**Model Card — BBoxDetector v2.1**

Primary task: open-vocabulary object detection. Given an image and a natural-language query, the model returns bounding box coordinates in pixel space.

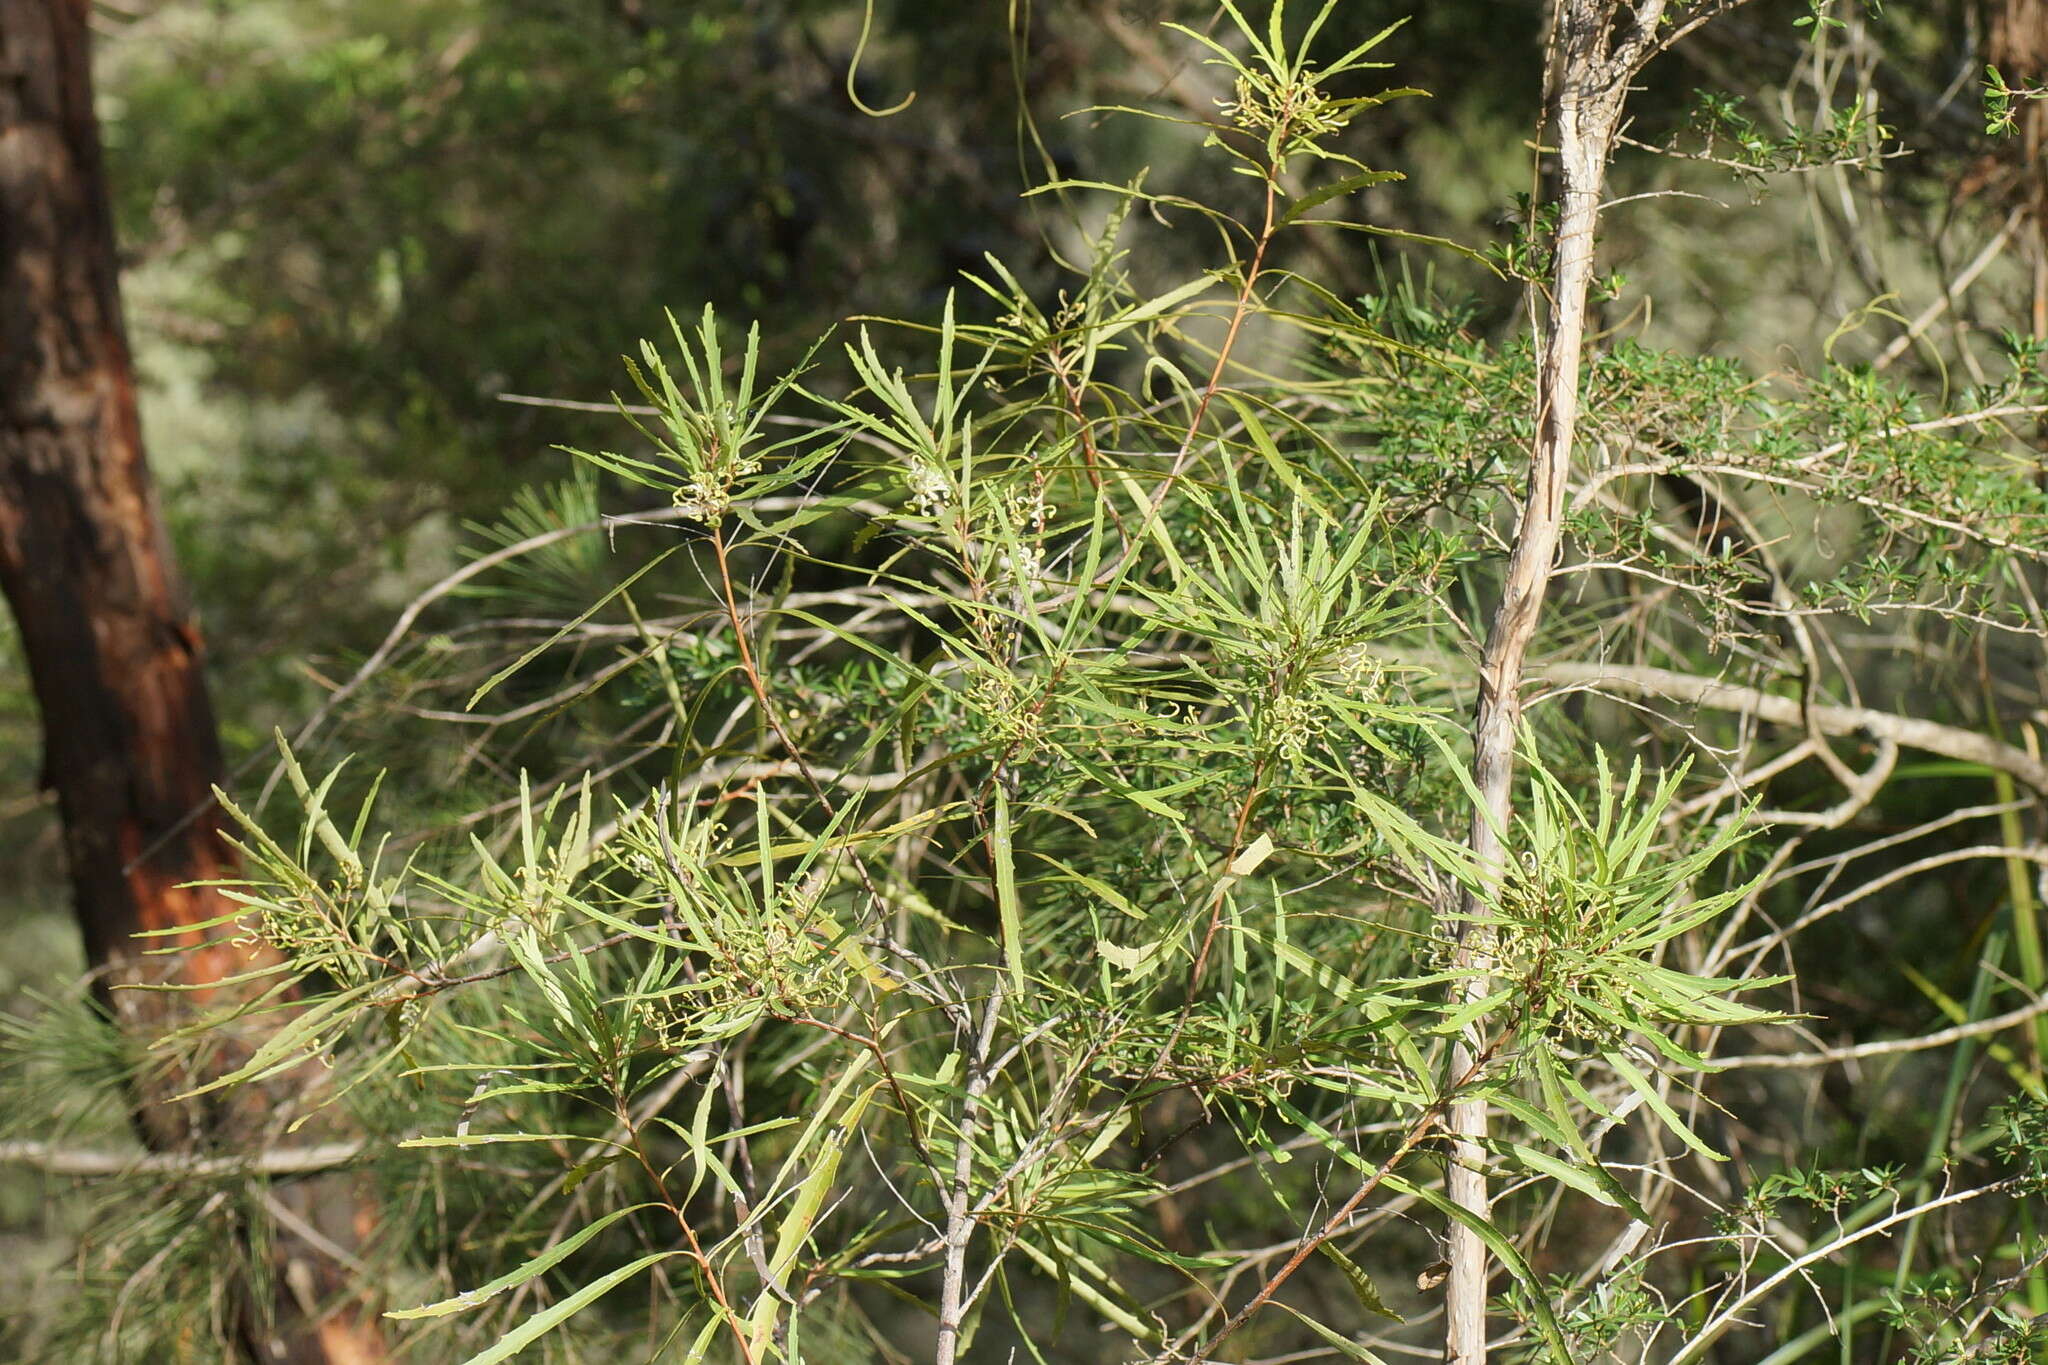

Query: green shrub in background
[10,2,2048,1361]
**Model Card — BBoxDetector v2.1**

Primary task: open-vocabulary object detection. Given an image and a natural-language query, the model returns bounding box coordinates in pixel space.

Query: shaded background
[1,0,2036,1351]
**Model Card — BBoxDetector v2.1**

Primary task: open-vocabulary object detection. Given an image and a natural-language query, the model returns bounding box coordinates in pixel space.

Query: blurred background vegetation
[3,0,2041,1355]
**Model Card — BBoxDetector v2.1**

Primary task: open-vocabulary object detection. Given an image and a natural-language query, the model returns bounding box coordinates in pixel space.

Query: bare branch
[934,986,1004,1365]
[0,1139,368,1177]
[1669,1180,2016,1365]
[1717,993,2048,1069]
[1532,660,2048,794]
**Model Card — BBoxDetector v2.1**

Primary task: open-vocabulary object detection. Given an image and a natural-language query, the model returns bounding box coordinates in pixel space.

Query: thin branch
[1733,845,2048,956]
[1532,660,2048,794]
[1716,992,2048,1069]
[934,986,1003,1365]
[1873,207,2025,369]
[1668,1180,2016,1365]
[0,1138,369,1177]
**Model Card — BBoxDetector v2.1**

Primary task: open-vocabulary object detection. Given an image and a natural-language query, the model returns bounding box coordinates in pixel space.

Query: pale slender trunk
[1446,4,1662,1359]
[933,987,1002,1365]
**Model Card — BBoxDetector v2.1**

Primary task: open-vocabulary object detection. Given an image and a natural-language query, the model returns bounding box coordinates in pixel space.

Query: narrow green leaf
[387,1203,662,1319]
[453,1250,680,1365]
[1604,1051,1725,1161]
[1279,169,1406,227]
[992,779,1026,992]
[1317,1242,1403,1321]
[1382,1172,1577,1364]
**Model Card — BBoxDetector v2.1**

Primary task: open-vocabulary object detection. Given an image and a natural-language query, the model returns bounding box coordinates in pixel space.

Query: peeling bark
[1447,4,1665,1360]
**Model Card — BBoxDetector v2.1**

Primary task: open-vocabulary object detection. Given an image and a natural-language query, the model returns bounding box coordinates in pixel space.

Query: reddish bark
[0,0,241,991]
[0,3,387,1360]
[1991,0,2048,98]
[1991,0,2048,336]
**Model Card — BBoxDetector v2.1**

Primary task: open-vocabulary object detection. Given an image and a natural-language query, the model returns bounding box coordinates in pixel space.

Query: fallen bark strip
[1531,660,2048,795]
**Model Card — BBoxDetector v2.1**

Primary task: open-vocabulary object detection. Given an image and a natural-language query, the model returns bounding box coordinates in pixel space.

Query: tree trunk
[0,3,387,1360]
[1990,0,2048,335]
[1449,4,1664,1360]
